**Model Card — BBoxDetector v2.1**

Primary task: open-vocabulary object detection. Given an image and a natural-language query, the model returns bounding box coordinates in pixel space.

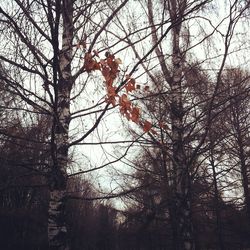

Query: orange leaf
[119,94,132,119]
[92,61,100,70]
[110,63,119,78]
[101,56,119,82]
[101,66,111,84]
[107,85,116,97]
[105,54,119,79]
[131,107,140,123]
[143,120,152,132]
[119,94,131,110]
[125,78,136,93]
[105,85,117,106]
[105,96,116,106]
[84,53,99,72]
[120,106,130,120]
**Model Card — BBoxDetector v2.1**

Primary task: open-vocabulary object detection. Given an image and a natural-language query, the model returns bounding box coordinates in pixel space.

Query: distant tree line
[1,82,250,249]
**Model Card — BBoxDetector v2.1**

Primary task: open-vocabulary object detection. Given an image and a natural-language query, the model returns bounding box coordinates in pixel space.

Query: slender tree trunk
[238,143,250,224]
[48,1,73,249]
[147,1,194,248]
[169,1,194,248]
[239,148,250,224]
[231,102,250,227]
[210,148,224,250]
[234,116,250,226]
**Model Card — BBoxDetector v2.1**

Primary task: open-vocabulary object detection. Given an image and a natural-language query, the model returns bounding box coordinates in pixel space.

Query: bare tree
[0,1,130,249]
[111,0,250,249]
[1,0,250,249]
[220,68,250,231]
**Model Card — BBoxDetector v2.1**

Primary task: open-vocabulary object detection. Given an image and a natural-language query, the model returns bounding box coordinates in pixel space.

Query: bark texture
[48,0,73,249]
[169,1,194,249]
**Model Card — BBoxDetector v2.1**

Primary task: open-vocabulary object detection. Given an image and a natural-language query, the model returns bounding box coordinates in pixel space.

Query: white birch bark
[169,1,195,249]
[48,0,73,249]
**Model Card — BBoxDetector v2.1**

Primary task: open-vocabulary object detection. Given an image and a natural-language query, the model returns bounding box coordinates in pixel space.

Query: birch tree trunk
[48,1,73,249]
[169,1,194,249]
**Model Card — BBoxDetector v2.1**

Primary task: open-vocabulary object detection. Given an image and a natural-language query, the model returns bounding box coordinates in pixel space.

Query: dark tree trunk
[210,148,225,250]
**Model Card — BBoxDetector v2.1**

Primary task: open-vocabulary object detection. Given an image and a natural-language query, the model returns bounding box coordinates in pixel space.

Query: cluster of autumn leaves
[83,50,154,133]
